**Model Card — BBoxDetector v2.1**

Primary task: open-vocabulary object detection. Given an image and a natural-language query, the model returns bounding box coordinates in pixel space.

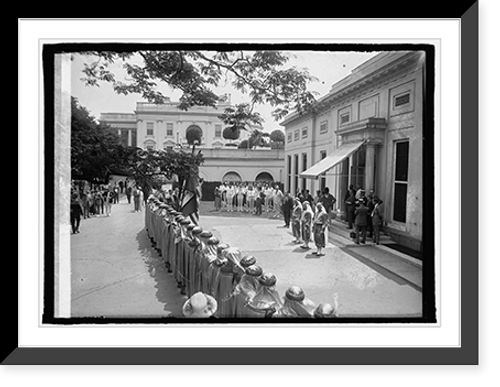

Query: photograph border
[8,8,477,365]
[41,41,436,327]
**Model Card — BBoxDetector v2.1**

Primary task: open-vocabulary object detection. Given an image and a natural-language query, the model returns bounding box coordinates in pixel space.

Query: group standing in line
[145,195,340,319]
[70,179,144,235]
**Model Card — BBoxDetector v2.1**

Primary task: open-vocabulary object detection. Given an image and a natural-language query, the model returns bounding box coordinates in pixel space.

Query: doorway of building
[255,171,274,182]
[222,171,242,182]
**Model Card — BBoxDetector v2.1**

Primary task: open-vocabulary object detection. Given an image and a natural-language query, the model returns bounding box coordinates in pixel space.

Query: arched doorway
[255,171,274,182]
[222,171,242,182]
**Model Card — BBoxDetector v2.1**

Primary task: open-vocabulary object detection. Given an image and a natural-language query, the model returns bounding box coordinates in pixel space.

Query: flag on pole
[181,173,201,225]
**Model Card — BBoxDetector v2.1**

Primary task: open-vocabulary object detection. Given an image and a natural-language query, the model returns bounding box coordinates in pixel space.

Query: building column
[365,142,377,192]
[128,129,132,146]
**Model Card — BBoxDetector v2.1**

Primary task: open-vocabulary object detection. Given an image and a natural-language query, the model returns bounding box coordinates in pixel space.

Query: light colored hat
[182,292,218,318]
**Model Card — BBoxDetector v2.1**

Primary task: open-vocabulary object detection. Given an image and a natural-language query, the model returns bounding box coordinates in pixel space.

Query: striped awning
[300,140,366,179]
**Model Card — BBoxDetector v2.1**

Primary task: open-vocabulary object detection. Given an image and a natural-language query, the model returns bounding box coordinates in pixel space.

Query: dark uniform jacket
[354,205,369,226]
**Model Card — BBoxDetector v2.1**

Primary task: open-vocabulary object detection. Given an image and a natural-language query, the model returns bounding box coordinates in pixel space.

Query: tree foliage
[270,129,285,143]
[237,139,250,149]
[222,126,241,140]
[185,125,203,145]
[71,97,205,205]
[124,146,204,207]
[79,49,319,125]
[71,97,124,183]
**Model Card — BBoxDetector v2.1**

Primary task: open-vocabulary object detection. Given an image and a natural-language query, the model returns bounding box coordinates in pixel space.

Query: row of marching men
[145,197,339,319]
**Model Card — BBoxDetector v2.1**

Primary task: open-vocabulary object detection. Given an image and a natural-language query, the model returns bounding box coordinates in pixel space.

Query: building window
[166,123,173,137]
[320,121,328,134]
[287,155,292,192]
[340,113,350,125]
[302,153,307,191]
[302,127,308,138]
[294,129,300,141]
[215,125,222,138]
[394,92,410,108]
[287,132,292,143]
[294,154,299,194]
[146,122,154,137]
[393,140,410,223]
[320,150,327,192]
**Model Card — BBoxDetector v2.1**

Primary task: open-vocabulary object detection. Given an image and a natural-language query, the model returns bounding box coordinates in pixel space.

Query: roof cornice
[280,51,423,127]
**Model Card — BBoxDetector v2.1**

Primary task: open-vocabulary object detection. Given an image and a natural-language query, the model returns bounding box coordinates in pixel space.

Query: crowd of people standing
[213,181,385,248]
[145,195,340,319]
[70,179,144,234]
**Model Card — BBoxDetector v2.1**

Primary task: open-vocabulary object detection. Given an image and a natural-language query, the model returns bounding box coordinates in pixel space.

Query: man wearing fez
[246,273,282,318]
[232,264,263,318]
[161,208,177,272]
[181,223,196,296]
[274,286,316,318]
[187,226,204,297]
[193,231,213,296]
[176,218,193,295]
[216,247,243,318]
[210,243,230,298]
[170,214,185,282]
[200,236,220,296]
[155,204,169,257]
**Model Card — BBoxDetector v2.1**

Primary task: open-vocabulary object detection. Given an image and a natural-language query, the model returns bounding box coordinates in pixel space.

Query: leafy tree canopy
[270,129,285,143]
[78,50,319,126]
[185,125,203,145]
[71,97,124,183]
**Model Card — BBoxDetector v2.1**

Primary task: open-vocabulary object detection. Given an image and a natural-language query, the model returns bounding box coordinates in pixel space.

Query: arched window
[143,139,156,150]
[255,171,274,182]
[222,171,242,182]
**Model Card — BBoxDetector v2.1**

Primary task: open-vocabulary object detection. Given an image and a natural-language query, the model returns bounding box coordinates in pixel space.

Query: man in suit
[354,200,369,244]
[282,192,294,228]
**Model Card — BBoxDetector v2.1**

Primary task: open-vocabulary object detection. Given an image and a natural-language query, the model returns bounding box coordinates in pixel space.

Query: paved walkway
[200,214,422,318]
[70,197,186,318]
[70,200,423,318]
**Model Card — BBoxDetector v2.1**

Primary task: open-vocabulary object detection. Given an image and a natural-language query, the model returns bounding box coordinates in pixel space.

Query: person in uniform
[273,186,283,215]
[177,218,193,294]
[200,236,220,295]
[234,255,257,285]
[300,201,314,250]
[170,214,184,281]
[246,273,282,318]
[313,203,328,256]
[216,247,243,318]
[371,196,384,245]
[226,183,235,212]
[354,200,369,245]
[209,242,230,298]
[193,230,213,294]
[291,199,303,244]
[314,292,340,318]
[186,226,204,296]
[274,286,316,318]
[232,264,263,318]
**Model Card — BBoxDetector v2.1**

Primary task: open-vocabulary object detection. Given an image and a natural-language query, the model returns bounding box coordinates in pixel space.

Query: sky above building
[70,49,379,133]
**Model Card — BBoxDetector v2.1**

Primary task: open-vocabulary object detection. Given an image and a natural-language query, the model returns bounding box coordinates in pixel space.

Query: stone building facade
[281,51,427,250]
[100,100,284,186]
[100,98,252,150]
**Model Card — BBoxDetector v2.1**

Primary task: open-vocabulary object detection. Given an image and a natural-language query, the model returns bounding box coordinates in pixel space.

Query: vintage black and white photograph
[45,42,436,323]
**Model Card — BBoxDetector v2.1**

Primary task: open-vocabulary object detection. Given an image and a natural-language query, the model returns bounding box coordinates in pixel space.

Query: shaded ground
[70,199,423,318]
[70,197,186,318]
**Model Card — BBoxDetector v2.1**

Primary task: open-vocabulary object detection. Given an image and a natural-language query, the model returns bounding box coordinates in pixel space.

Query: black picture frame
[8,6,479,366]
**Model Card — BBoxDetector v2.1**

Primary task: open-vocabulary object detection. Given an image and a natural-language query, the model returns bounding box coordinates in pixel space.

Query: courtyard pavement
[70,199,423,319]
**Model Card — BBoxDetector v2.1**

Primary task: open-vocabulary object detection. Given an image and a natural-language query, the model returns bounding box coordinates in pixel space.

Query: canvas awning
[300,140,366,179]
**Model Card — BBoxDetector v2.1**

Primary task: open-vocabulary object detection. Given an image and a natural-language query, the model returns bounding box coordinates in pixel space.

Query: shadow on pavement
[340,246,420,291]
[135,228,186,317]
